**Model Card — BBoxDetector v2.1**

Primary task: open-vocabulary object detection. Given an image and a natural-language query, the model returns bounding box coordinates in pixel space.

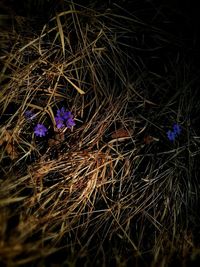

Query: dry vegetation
[0,1,200,266]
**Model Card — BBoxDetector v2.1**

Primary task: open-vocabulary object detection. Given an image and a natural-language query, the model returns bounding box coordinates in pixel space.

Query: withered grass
[0,2,200,266]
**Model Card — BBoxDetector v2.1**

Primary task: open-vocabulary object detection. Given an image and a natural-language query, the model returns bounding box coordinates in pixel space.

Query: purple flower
[25,110,35,120]
[167,130,176,142]
[55,116,64,129]
[63,111,73,120]
[56,107,71,120]
[66,117,76,128]
[173,123,181,135]
[34,123,48,137]
[55,107,75,129]
[167,122,182,142]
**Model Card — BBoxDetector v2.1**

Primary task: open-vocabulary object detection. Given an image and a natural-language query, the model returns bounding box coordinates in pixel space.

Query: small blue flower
[25,110,35,120]
[56,107,71,120]
[63,111,72,120]
[34,123,48,137]
[55,107,75,129]
[167,130,176,142]
[173,123,181,135]
[167,122,182,142]
[66,117,76,128]
[55,116,65,129]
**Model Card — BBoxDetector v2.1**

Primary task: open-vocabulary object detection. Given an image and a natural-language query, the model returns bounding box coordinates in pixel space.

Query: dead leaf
[111,128,133,139]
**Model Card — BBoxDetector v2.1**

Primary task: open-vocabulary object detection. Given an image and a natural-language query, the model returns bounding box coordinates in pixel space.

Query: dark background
[1,0,199,46]
[0,0,199,41]
[1,0,200,69]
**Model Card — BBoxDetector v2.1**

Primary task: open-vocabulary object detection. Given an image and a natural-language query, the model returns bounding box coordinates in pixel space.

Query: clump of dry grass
[1,1,200,266]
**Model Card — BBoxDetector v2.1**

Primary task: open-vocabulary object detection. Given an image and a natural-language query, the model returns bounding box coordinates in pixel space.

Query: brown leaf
[143,135,159,144]
[111,128,133,139]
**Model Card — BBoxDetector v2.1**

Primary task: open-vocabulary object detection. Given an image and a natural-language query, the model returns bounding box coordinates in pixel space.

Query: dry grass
[0,1,200,266]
